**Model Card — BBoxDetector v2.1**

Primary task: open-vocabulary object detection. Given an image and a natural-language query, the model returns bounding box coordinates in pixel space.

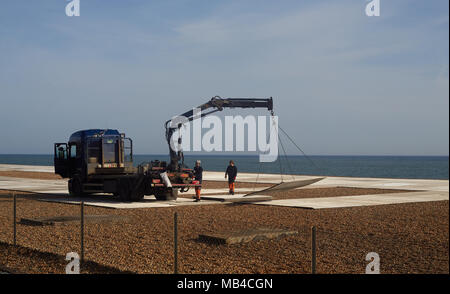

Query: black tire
[131,193,145,201]
[68,176,84,197]
[118,179,132,202]
[154,192,165,201]
[130,177,145,201]
[130,188,145,201]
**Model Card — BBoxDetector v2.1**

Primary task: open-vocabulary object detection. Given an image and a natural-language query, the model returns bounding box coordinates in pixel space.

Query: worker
[193,160,203,202]
[225,160,237,195]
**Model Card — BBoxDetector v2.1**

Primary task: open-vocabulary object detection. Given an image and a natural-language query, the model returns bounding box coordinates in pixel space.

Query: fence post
[311,226,316,274]
[80,201,84,263]
[174,212,178,274]
[13,193,16,246]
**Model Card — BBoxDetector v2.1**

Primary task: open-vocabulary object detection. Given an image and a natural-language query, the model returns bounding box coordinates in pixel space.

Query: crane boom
[165,96,274,170]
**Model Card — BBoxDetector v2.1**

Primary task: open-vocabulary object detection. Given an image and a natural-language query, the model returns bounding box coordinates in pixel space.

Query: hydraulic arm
[165,96,274,170]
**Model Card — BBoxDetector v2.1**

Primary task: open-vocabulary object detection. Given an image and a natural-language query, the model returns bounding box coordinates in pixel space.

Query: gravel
[0,188,447,274]
[0,242,130,274]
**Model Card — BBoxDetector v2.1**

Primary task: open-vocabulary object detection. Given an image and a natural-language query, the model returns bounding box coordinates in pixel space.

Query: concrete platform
[0,164,54,173]
[253,191,449,209]
[1,164,448,191]
[198,228,298,244]
[183,187,271,195]
[0,164,448,210]
[2,164,447,191]
[0,176,268,196]
[202,171,448,192]
[0,176,68,194]
[37,195,225,209]
[36,194,273,209]
[200,194,272,203]
[311,177,449,192]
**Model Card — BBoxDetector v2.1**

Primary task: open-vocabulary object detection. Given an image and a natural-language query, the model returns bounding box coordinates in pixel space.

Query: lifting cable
[253,112,288,189]
[253,112,324,190]
[253,112,278,191]
[271,115,285,183]
[278,124,323,174]
[277,132,296,182]
[252,159,263,192]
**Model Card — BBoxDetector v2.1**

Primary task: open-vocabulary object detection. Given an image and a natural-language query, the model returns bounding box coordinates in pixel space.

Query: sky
[0,0,448,155]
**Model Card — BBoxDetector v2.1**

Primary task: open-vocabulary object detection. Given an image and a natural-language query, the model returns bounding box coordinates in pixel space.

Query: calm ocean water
[0,154,448,180]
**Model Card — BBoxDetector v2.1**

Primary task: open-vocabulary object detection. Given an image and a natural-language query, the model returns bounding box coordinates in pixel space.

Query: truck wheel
[69,176,84,197]
[130,189,145,201]
[129,177,145,201]
[154,192,165,201]
[118,179,131,202]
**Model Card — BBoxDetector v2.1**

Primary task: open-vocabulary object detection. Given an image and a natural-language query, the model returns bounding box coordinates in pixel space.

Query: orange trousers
[228,182,235,192]
[195,187,201,199]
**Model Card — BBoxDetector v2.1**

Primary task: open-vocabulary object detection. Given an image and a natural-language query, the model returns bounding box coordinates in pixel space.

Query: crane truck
[54,96,274,201]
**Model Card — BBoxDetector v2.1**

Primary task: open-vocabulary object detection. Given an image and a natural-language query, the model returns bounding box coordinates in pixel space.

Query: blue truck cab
[54,129,197,201]
[54,129,135,195]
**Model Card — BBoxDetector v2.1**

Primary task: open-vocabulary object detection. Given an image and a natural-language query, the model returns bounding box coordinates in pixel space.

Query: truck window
[70,144,77,158]
[124,138,132,163]
[103,138,118,163]
[87,138,100,163]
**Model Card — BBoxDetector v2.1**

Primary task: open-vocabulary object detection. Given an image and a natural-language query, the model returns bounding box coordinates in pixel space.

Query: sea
[0,154,448,180]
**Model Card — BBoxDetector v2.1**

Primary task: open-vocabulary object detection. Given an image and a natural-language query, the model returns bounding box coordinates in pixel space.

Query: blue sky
[0,0,448,155]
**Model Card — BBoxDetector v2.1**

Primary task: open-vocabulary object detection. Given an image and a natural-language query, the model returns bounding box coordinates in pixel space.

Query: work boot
[231,190,234,195]
[194,198,200,202]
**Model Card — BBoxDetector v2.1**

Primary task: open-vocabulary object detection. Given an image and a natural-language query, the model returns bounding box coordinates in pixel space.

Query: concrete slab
[0,175,269,197]
[0,176,67,194]
[0,164,54,173]
[309,177,449,192]
[37,195,224,209]
[0,164,448,210]
[198,228,298,244]
[0,175,269,209]
[202,171,449,192]
[201,194,272,203]
[183,187,271,195]
[1,164,447,192]
[245,178,324,196]
[36,194,273,209]
[253,191,449,209]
